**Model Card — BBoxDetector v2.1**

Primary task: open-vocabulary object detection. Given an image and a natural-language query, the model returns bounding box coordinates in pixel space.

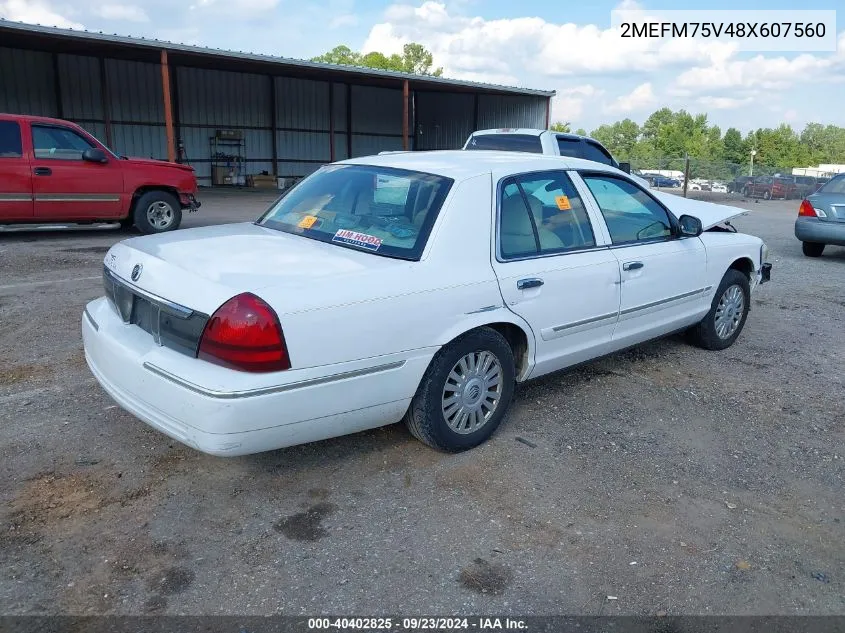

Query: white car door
[576,172,708,348]
[491,169,621,379]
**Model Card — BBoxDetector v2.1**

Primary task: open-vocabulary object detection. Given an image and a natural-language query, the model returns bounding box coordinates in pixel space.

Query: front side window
[258,164,453,260]
[499,170,596,259]
[32,125,94,160]
[466,134,543,153]
[581,174,673,244]
[0,121,22,158]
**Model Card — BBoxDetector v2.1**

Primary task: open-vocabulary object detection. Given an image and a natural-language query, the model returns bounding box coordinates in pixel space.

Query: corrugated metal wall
[414,91,474,150]
[0,44,550,185]
[0,48,57,115]
[477,94,546,129]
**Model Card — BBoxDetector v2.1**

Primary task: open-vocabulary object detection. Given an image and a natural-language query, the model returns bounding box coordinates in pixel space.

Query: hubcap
[146,200,174,229]
[441,351,502,434]
[714,284,745,339]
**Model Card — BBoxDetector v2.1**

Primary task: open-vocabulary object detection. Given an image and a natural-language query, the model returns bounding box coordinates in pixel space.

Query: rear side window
[820,174,845,194]
[32,125,94,160]
[583,141,615,166]
[499,170,596,259]
[466,134,543,153]
[0,121,22,158]
[556,137,615,166]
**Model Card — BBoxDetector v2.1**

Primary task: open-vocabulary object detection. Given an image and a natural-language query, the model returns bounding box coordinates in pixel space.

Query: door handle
[33,167,52,176]
[517,278,544,290]
[623,261,644,271]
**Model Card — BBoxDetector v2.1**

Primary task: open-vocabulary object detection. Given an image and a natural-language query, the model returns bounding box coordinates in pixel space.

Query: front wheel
[133,191,182,235]
[688,269,750,351]
[404,328,516,452]
[802,242,825,257]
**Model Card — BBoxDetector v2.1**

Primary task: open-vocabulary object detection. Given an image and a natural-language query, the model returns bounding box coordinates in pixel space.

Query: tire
[133,190,182,235]
[763,190,771,200]
[118,215,136,231]
[404,327,516,452]
[688,269,751,351]
[802,242,825,257]
[742,187,750,197]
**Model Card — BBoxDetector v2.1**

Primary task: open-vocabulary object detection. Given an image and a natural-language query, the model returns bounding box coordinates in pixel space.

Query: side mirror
[678,214,703,237]
[82,148,108,164]
[618,161,631,174]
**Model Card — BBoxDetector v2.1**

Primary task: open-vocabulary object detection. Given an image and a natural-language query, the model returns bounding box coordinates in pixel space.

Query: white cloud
[603,82,655,115]
[0,0,83,28]
[696,96,754,110]
[190,0,280,15]
[362,1,734,87]
[329,13,358,29]
[93,4,148,22]
[551,85,602,122]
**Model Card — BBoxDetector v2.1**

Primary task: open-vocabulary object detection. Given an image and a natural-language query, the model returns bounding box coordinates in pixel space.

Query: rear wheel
[404,327,515,452]
[802,242,825,257]
[688,269,750,351]
[133,191,182,235]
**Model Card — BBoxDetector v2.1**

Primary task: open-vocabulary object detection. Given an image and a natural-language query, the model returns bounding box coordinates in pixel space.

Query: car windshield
[258,164,453,260]
[466,134,543,153]
[819,175,845,194]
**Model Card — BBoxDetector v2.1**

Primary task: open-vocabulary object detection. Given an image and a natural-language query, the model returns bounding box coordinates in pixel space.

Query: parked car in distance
[795,173,845,257]
[83,150,771,457]
[728,175,754,193]
[0,114,199,233]
[792,175,820,199]
[462,128,651,188]
[711,183,728,193]
[642,173,680,188]
[743,176,797,200]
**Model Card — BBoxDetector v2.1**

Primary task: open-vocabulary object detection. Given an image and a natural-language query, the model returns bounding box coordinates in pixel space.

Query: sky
[1,0,843,134]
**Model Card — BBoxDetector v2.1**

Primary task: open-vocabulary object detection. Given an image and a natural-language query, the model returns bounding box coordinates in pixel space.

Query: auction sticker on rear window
[332,229,382,251]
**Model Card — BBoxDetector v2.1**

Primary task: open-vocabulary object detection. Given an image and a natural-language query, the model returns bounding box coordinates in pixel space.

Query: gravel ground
[0,190,842,616]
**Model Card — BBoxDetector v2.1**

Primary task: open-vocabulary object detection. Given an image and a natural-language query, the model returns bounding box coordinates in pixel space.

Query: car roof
[340,149,623,181]
[0,113,75,125]
[470,128,599,143]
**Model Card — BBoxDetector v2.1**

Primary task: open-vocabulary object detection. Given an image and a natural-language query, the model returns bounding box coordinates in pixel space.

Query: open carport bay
[0,194,843,615]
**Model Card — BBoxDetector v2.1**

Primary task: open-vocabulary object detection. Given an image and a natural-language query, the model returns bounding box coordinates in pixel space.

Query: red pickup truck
[0,114,199,233]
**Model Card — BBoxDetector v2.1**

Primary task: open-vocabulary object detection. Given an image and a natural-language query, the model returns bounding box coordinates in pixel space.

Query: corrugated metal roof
[0,20,556,98]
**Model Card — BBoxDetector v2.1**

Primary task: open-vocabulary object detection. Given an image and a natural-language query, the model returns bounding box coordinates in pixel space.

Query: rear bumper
[795,217,845,246]
[82,297,430,456]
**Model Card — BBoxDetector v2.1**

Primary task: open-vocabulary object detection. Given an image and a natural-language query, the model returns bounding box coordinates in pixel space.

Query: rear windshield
[466,134,543,153]
[258,164,453,260]
[819,174,845,194]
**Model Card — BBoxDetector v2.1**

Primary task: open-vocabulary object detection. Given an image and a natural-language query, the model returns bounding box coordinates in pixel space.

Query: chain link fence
[629,157,805,202]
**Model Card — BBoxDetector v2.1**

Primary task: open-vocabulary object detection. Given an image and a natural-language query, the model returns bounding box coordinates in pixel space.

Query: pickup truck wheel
[133,191,182,234]
[802,242,825,257]
[763,190,771,200]
[688,269,750,351]
[404,327,515,452]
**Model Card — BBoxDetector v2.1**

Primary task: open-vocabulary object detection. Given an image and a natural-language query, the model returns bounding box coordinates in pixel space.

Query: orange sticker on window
[555,195,572,211]
[298,215,318,229]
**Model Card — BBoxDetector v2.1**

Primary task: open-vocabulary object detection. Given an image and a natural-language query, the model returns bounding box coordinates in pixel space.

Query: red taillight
[198,293,290,372]
[798,199,817,217]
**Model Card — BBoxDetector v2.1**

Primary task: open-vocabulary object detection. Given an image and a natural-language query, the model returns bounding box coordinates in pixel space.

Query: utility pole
[750,149,757,177]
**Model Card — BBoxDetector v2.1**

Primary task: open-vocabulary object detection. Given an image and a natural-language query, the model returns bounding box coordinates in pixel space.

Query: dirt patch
[147,566,195,595]
[459,558,512,595]
[0,363,51,385]
[273,502,338,542]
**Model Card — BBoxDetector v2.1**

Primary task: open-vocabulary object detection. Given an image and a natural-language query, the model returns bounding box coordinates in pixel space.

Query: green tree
[722,127,747,165]
[574,127,587,136]
[590,119,640,160]
[311,42,443,76]
[550,121,571,132]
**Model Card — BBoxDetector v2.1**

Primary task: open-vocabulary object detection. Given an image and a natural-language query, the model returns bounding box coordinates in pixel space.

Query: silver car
[795,174,845,257]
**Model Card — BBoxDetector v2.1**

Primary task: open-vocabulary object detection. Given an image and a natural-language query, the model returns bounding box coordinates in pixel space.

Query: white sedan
[82,151,772,456]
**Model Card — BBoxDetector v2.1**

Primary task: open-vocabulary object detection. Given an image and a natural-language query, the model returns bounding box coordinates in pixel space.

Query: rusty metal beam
[402,79,410,151]
[160,49,176,163]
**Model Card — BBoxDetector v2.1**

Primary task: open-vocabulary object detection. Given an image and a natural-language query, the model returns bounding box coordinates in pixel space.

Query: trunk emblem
[131,264,143,282]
